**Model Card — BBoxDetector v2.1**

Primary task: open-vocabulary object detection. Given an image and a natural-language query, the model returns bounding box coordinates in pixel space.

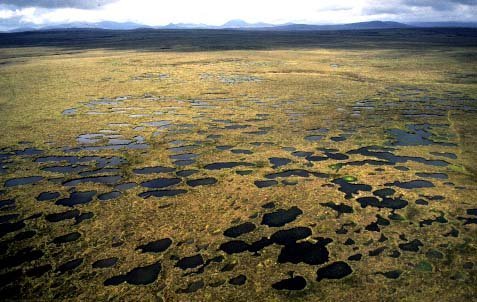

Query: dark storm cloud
[1,0,119,9]
[364,6,412,15]
[0,16,23,29]
[403,0,477,11]
[364,0,477,15]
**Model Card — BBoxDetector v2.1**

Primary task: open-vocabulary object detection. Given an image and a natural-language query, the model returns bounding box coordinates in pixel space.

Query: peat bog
[0,28,476,301]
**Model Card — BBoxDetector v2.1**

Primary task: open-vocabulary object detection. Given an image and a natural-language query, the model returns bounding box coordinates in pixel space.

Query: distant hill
[43,21,149,30]
[5,21,149,32]
[159,20,410,30]
[163,23,210,29]
[409,22,477,28]
[3,19,477,33]
[267,21,411,31]
[220,19,275,28]
[162,20,276,29]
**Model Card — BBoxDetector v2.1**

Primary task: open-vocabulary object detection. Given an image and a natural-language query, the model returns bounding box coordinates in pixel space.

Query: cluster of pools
[1,85,476,299]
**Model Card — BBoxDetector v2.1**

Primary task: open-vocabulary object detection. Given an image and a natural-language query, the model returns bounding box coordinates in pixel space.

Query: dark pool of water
[268,157,291,169]
[332,178,372,199]
[4,176,44,187]
[320,202,353,215]
[141,178,181,189]
[254,180,278,188]
[415,172,448,180]
[261,206,303,227]
[45,209,80,222]
[36,192,61,201]
[176,170,199,177]
[92,257,118,269]
[63,175,122,187]
[229,274,247,285]
[278,238,332,265]
[56,191,96,207]
[56,258,83,274]
[223,222,256,238]
[204,162,254,170]
[386,180,435,189]
[136,238,172,253]
[186,177,217,187]
[139,189,187,199]
[175,254,204,270]
[357,196,408,210]
[98,191,122,201]
[270,227,312,245]
[399,239,423,252]
[133,166,175,174]
[316,261,352,281]
[52,232,81,244]
[272,275,307,290]
[104,261,162,286]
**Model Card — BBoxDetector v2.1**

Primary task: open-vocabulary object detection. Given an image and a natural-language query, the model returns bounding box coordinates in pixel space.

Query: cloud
[0,0,477,31]
[364,0,477,15]
[1,0,119,9]
[317,3,355,12]
[0,8,38,31]
[0,16,24,31]
[362,1,412,15]
[402,0,477,11]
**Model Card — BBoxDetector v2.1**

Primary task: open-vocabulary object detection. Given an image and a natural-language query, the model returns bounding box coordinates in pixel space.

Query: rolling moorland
[0,28,476,301]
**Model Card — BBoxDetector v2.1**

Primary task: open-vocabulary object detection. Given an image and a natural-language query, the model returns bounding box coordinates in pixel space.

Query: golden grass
[0,43,476,301]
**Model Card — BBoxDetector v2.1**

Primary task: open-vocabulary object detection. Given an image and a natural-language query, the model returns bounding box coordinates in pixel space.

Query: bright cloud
[0,0,476,30]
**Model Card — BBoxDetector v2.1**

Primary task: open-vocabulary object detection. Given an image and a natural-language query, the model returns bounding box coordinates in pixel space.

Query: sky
[1,0,476,30]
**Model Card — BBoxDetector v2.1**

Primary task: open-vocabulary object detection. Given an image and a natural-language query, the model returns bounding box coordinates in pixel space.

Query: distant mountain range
[260,21,411,31]
[4,20,477,33]
[408,22,477,28]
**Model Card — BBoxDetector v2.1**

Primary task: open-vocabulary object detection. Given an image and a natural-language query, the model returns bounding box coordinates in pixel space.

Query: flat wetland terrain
[0,28,476,301]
